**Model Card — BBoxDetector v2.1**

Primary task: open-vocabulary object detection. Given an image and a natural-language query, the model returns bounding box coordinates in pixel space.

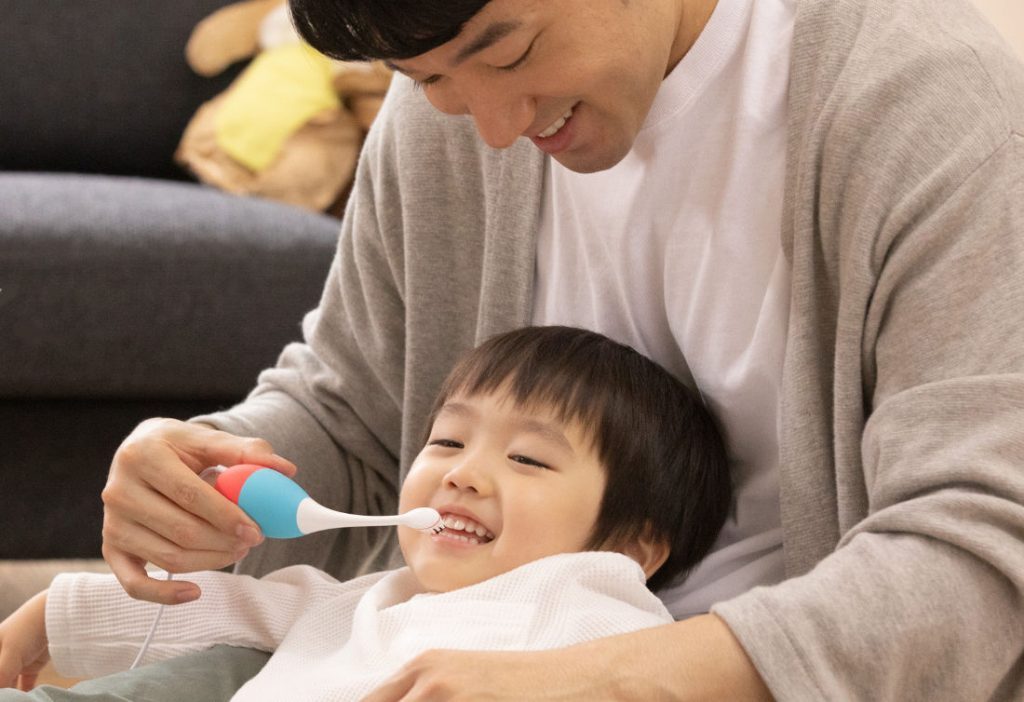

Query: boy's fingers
[0,646,26,690]
[18,672,38,691]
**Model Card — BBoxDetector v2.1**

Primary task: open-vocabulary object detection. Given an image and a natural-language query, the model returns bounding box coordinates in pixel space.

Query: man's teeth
[537,107,574,139]
[441,514,494,540]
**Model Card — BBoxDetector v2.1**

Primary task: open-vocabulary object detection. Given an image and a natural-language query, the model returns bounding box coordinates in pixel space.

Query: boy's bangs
[290,0,492,61]
[433,330,627,452]
[451,356,612,440]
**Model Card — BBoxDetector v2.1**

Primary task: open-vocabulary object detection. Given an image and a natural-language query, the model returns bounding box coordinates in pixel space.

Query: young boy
[0,326,730,700]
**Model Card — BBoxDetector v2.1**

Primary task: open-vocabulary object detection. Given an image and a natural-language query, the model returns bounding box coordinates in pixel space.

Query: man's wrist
[571,613,772,701]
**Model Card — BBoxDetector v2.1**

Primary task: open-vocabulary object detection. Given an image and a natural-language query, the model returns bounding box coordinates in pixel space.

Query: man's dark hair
[289,0,491,60]
[424,326,731,591]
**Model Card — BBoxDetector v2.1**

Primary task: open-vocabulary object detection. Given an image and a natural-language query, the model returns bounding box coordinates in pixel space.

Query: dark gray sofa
[0,1,343,559]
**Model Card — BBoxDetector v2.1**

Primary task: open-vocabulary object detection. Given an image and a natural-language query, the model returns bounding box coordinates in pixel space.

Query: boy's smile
[397,388,607,592]
[435,508,496,545]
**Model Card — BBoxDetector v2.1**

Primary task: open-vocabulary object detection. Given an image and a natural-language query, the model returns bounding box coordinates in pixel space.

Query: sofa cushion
[0,173,341,398]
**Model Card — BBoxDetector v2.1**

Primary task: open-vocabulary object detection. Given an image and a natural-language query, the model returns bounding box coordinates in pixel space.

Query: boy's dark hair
[424,326,731,591]
[289,0,491,61]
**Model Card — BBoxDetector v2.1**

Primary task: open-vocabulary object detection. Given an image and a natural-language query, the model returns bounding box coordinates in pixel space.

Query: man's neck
[667,0,720,74]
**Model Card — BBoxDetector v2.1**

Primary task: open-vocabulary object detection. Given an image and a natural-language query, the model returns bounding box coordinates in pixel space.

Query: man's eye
[429,439,463,449]
[411,74,442,91]
[497,37,537,73]
[510,454,549,469]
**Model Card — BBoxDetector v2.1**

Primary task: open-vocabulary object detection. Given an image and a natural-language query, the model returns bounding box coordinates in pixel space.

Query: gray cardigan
[198,0,1024,697]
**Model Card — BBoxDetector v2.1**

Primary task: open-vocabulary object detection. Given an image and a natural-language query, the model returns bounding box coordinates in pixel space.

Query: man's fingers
[101,419,290,604]
[362,670,416,702]
[106,516,246,576]
[109,451,262,550]
[115,481,249,554]
[151,471,263,546]
[103,545,201,605]
[142,426,292,542]
[180,428,297,479]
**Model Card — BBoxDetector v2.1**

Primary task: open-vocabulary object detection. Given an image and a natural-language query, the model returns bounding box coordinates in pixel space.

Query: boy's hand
[102,418,297,604]
[0,590,50,691]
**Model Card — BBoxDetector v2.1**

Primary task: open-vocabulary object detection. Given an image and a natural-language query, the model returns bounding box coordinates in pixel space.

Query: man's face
[397,389,607,592]
[386,0,690,173]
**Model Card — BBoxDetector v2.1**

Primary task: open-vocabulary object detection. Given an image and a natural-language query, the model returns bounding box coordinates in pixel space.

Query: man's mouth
[438,513,495,544]
[535,106,575,139]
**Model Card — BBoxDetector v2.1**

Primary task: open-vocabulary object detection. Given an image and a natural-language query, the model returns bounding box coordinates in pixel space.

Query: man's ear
[619,531,670,579]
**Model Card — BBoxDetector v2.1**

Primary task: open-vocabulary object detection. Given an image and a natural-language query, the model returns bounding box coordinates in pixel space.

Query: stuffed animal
[176,0,391,215]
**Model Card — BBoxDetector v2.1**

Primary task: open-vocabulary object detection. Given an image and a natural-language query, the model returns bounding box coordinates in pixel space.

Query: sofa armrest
[0,173,340,399]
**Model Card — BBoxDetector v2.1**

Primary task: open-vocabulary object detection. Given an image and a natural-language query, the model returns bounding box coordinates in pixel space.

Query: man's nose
[469,93,535,149]
[428,79,535,149]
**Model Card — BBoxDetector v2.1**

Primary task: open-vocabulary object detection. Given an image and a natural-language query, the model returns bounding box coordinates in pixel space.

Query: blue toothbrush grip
[237,469,309,539]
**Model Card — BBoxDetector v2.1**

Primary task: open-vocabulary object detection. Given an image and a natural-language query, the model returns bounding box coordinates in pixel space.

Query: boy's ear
[619,531,670,579]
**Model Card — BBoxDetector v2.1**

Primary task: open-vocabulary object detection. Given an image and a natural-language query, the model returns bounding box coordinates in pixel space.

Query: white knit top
[46,552,672,701]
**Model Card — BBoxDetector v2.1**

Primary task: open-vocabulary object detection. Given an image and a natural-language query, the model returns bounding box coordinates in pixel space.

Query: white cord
[130,467,222,669]
[129,573,173,670]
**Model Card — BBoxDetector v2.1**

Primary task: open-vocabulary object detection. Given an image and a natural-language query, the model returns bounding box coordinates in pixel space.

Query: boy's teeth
[538,107,574,138]
[441,514,494,539]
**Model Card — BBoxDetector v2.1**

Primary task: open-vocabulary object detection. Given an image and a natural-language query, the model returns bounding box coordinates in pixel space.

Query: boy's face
[398,389,607,592]
[386,0,698,173]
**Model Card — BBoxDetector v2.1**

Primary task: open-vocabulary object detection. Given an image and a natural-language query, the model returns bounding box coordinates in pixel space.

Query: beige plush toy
[176,0,392,214]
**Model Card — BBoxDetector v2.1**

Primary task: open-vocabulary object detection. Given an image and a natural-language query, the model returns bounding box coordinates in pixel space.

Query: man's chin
[550,142,631,174]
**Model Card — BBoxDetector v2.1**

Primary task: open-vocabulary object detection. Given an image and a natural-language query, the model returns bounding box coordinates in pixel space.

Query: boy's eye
[429,439,463,449]
[510,454,549,470]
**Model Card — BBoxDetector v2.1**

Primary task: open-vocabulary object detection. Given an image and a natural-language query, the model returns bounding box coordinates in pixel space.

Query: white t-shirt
[532,0,796,618]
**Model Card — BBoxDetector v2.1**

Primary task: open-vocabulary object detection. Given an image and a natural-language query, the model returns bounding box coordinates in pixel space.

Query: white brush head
[401,507,445,534]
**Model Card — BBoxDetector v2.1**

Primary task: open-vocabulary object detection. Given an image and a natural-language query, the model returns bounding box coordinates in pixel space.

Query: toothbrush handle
[296,499,406,535]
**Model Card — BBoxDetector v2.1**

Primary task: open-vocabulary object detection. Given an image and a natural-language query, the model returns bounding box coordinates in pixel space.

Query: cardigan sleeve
[188,80,418,582]
[45,566,377,679]
[713,129,1024,700]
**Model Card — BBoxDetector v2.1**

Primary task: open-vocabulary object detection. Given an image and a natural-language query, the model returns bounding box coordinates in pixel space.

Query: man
[90,0,1024,699]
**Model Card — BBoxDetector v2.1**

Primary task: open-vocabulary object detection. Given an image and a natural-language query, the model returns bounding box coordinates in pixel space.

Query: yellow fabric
[216,44,340,172]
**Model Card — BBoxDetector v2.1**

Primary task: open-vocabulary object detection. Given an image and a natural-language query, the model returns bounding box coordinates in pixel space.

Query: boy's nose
[442,457,492,494]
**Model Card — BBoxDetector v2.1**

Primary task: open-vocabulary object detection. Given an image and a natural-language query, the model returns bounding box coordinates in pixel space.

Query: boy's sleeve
[45,565,362,679]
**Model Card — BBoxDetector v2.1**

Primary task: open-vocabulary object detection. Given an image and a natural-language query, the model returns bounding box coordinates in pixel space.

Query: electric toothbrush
[130,464,443,670]
[203,464,445,537]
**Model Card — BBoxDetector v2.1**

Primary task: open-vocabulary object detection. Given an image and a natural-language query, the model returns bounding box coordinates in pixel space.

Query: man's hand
[363,615,773,701]
[363,648,588,702]
[0,591,50,691]
[102,418,297,605]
